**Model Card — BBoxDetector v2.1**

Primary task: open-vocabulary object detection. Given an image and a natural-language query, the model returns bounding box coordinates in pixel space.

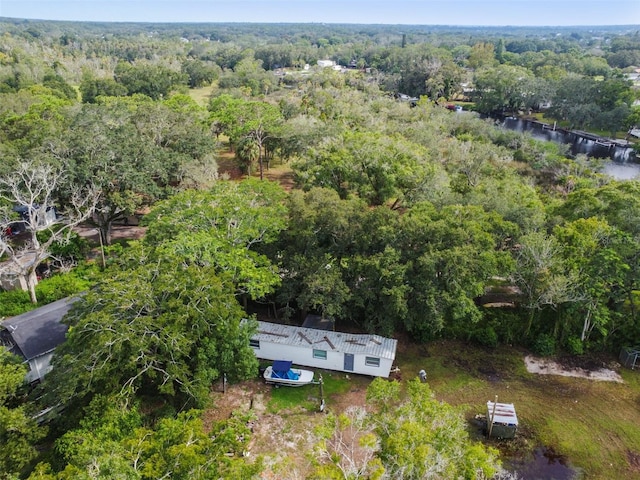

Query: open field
[209,340,640,479]
[401,341,640,479]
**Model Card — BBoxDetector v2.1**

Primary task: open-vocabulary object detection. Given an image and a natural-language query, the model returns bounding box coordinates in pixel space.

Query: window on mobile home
[313,349,327,360]
[365,356,380,367]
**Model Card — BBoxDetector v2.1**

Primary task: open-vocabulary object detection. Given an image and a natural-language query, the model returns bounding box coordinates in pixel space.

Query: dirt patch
[205,378,321,479]
[204,373,371,479]
[627,450,640,472]
[329,384,368,414]
[262,166,296,191]
[217,146,296,191]
[217,149,244,181]
[76,224,147,243]
[203,378,270,429]
[524,355,623,382]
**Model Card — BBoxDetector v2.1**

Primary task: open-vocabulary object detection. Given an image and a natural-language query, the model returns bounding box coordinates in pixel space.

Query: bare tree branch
[0,160,99,303]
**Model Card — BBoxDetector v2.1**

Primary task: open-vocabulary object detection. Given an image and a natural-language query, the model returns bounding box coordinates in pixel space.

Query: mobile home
[250,321,398,377]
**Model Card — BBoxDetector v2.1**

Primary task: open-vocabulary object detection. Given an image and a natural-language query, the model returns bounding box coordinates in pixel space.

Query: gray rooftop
[1,296,79,360]
[254,321,397,360]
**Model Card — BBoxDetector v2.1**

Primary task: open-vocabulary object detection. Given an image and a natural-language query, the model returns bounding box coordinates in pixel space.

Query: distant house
[0,296,79,382]
[0,252,38,292]
[13,204,58,229]
[317,59,336,68]
[250,320,398,377]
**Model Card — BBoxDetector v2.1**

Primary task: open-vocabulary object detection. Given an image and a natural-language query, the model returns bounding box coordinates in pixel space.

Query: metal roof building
[487,401,518,439]
[251,321,398,377]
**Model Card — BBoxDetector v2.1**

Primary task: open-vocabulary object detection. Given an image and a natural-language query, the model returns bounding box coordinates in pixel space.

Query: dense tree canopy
[44,254,258,410]
[0,349,45,478]
[1,19,640,479]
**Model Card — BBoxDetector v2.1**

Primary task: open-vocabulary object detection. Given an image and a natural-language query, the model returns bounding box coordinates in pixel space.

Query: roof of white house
[254,321,397,360]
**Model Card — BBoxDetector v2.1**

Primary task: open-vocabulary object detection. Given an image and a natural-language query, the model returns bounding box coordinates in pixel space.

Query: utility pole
[488,395,498,438]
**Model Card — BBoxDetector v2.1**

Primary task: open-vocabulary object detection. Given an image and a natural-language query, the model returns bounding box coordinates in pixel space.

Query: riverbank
[522,117,636,151]
[497,114,639,163]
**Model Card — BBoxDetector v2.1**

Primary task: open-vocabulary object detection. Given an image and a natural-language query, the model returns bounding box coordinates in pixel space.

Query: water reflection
[496,116,640,180]
[602,162,640,180]
[499,117,636,163]
[507,447,577,480]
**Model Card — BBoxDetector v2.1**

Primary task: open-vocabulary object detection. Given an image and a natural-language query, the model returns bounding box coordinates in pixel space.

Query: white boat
[263,360,315,387]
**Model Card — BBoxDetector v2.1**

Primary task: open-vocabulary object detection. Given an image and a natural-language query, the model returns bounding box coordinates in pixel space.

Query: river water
[497,116,640,180]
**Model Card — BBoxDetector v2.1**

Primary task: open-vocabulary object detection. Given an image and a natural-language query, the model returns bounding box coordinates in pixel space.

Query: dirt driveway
[75,224,147,243]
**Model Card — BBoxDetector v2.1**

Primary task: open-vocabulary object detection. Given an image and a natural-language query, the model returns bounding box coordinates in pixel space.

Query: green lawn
[395,340,640,479]
[187,86,214,106]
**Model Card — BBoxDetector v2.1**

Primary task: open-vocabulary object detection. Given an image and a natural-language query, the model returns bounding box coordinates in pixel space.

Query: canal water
[497,116,640,180]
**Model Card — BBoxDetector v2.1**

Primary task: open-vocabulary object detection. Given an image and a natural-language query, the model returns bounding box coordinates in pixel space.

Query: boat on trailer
[263,360,315,387]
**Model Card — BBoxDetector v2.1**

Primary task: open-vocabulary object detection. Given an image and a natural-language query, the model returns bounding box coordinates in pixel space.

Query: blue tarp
[271,360,300,380]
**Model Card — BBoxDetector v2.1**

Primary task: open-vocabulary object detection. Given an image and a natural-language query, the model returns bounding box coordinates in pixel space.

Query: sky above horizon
[1,0,639,26]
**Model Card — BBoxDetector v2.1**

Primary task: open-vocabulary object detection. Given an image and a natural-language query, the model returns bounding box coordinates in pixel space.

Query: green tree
[554,217,629,344]
[0,87,71,158]
[473,65,544,114]
[114,62,187,100]
[56,97,216,245]
[44,255,258,410]
[181,59,220,88]
[0,348,45,479]
[345,247,409,336]
[236,136,260,175]
[42,72,76,100]
[512,231,578,338]
[143,179,288,301]
[30,397,261,479]
[209,95,284,179]
[78,72,128,103]
[467,42,497,70]
[295,131,436,208]
[367,378,500,479]
[399,203,515,340]
[274,188,378,323]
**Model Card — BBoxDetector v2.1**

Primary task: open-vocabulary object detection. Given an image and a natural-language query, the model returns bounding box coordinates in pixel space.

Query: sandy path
[524,355,623,382]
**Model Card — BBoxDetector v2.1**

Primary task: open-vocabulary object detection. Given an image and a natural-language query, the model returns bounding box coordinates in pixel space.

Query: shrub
[533,333,556,357]
[474,326,498,348]
[39,230,90,262]
[35,271,93,304]
[0,264,99,316]
[0,289,33,317]
[565,336,584,355]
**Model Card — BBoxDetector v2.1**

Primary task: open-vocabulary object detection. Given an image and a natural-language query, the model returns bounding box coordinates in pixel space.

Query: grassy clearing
[213,342,640,478]
[395,341,640,479]
[266,369,357,413]
[187,86,214,106]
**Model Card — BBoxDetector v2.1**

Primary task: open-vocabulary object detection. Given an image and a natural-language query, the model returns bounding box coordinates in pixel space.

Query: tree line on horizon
[0,20,640,478]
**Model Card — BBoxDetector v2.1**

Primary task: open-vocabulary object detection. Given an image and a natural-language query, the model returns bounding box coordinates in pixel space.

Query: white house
[317,59,336,68]
[0,296,79,382]
[250,321,398,377]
